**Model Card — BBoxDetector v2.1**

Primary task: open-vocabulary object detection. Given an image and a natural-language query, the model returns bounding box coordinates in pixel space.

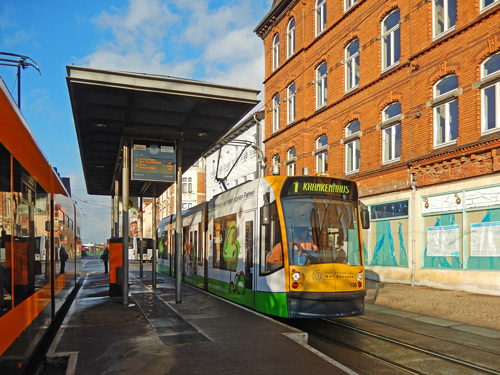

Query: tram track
[284,316,500,375]
[323,319,500,375]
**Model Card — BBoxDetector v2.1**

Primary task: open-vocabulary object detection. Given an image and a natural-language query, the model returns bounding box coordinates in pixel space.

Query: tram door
[242,211,255,309]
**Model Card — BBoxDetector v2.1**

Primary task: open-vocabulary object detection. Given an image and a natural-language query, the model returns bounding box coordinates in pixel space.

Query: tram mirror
[45,220,51,232]
[262,205,270,226]
[360,209,370,229]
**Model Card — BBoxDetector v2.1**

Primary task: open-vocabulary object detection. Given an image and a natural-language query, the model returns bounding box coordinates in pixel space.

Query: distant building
[205,111,265,201]
[255,0,500,294]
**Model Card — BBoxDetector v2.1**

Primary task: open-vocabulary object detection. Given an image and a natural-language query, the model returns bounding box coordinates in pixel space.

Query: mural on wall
[364,200,409,267]
[370,221,408,266]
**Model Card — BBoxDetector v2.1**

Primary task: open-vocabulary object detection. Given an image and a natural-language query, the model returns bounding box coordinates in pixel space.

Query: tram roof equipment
[66,66,260,198]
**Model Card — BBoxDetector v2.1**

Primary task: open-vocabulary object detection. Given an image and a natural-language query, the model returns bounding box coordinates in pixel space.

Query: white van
[128,237,155,261]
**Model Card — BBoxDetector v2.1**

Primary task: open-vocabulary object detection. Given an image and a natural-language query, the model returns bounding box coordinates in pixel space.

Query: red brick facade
[256,0,500,196]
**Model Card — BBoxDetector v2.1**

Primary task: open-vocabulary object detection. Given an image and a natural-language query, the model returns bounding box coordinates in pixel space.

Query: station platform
[44,259,500,374]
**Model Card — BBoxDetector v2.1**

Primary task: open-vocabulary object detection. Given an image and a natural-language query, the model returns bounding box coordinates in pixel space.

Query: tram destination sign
[131,139,175,182]
[283,177,358,201]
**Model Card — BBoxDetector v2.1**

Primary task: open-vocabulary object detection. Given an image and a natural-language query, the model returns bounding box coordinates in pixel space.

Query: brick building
[255,0,500,294]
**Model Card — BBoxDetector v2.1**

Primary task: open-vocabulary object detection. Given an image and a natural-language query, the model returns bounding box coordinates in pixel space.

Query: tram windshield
[281,196,362,266]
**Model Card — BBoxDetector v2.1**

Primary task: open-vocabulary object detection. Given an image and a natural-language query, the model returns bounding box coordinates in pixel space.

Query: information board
[131,140,175,182]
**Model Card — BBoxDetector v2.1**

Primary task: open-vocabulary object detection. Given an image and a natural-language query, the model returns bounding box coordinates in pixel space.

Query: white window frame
[380,102,402,164]
[272,93,280,133]
[287,147,296,176]
[287,82,296,124]
[344,121,360,174]
[287,18,295,58]
[345,0,358,12]
[481,0,500,12]
[316,0,327,36]
[315,135,328,174]
[480,53,500,134]
[345,39,359,92]
[316,62,327,109]
[432,0,456,39]
[381,9,400,71]
[272,33,280,71]
[433,75,459,148]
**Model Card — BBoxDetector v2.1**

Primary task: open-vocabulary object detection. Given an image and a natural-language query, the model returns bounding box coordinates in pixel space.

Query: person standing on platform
[101,246,109,274]
[59,246,68,274]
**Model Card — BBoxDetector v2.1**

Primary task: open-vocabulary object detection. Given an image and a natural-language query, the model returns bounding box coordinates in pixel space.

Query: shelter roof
[66,66,259,198]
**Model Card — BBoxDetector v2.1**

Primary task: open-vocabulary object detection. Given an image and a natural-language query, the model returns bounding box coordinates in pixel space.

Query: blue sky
[0,0,270,243]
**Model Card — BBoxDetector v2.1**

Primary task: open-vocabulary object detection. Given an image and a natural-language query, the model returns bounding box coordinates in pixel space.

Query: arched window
[381,102,401,163]
[287,147,296,176]
[287,18,295,58]
[316,135,328,174]
[481,52,500,134]
[345,39,359,92]
[272,33,280,71]
[345,121,360,174]
[316,0,327,36]
[287,82,296,124]
[382,9,400,71]
[316,62,327,108]
[433,75,459,147]
[272,93,280,133]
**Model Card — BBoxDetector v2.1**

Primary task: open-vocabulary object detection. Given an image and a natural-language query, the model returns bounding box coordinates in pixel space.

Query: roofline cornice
[254,0,297,39]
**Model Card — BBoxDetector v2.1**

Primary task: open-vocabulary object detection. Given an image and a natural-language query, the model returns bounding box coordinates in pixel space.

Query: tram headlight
[356,272,363,281]
[292,272,301,281]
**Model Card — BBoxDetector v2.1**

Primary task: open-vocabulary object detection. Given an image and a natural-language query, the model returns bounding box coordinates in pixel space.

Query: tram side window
[261,201,282,274]
[213,214,239,271]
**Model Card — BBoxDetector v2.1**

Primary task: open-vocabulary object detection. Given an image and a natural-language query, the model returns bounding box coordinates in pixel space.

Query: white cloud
[81,0,266,91]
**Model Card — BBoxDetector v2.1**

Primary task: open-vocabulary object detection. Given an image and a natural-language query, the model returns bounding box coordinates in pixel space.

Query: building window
[182,177,192,193]
[433,0,456,38]
[316,62,327,108]
[382,102,402,164]
[433,74,459,148]
[481,0,500,11]
[316,135,328,174]
[382,9,400,71]
[211,160,216,177]
[345,39,359,92]
[272,94,280,133]
[287,82,296,124]
[316,0,326,36]
[287,18,295,58]
[481,52,500,134]
[287,147,296,176]
[345,121,360,174]
[273,33,280,71]
[345,0,357,12]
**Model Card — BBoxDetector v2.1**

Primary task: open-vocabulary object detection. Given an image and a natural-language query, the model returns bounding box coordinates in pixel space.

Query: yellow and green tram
[158,175,369,318]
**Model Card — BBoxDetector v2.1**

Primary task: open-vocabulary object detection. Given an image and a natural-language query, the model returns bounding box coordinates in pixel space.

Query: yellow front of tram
[277,176,369,318]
